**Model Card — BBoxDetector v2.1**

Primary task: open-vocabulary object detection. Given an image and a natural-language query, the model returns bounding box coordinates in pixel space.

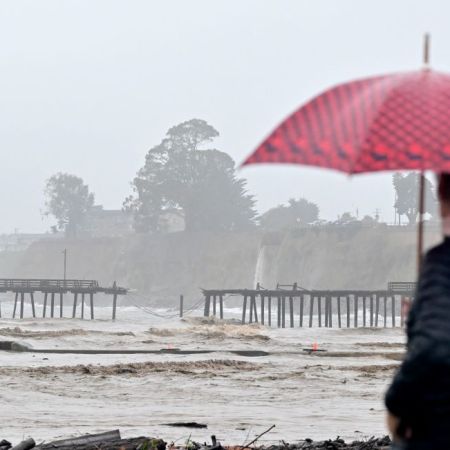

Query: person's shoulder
[424,238,450,266]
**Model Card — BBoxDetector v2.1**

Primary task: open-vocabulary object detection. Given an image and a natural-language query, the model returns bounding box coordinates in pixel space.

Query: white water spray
[253,246,267,289]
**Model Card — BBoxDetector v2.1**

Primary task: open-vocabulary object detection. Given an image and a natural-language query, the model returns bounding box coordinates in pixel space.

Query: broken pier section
[202,282,415,328]
[0,279,127,320]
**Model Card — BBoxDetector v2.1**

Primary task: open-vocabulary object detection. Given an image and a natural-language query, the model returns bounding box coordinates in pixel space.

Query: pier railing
[0,278,127,320]
[0,279,99,291]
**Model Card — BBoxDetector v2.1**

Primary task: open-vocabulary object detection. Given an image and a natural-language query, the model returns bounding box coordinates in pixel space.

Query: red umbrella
[243,69,450,173]
[243,35,444,269]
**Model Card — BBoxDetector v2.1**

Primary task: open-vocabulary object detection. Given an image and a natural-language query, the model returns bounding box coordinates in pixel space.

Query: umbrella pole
[417,34,430,274]
[417,172,425,274]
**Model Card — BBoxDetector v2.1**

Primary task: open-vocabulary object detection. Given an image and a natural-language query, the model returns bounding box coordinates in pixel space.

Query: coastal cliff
[3,225,440,303]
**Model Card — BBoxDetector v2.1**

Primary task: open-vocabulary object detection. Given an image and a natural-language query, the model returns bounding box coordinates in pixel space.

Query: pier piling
[337,296,342,328]
[90,293,94,319]
[370,295,374,327]
[200,284,414,329]
[309,296,314,328]
[20,292,24,319]
[375,294,380,327]
[261,295,265,325]
[30,292,36,318]
[289,297,294,328]
[13,292,18,318]
[299,295,304,327]
[363,296,366,327]
[346,296,350,328]
[72,292,78,318]
[242,296,247,324]
[318,296,322,327]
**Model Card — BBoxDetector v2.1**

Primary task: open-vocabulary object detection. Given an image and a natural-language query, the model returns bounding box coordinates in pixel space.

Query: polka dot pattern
[243,70,450,174]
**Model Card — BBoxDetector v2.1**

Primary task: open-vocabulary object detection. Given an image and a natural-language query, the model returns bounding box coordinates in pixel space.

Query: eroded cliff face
[0,251,25,278]
[271,226,439,290]
[8,232,260,302]
[4,225,441,304]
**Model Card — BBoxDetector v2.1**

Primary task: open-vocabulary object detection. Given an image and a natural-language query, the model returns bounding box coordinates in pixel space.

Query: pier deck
[0,278,127,320]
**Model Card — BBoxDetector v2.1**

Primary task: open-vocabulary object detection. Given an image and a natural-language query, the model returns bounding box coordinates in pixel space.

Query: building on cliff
[0,232,60,252]
[83,206,185,238]
[84,206,134,238]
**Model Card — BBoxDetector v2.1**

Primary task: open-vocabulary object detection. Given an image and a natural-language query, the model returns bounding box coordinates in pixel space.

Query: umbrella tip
[423,33,431,68]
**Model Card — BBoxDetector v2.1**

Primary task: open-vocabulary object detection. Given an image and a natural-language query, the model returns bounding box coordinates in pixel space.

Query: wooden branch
[241,425,275,449]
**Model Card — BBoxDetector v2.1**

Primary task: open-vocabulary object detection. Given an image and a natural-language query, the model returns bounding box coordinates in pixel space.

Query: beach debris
[302,348,326,354]
[11,439,35,450]
[165,423,208,429]
[199,435,223,450]
[2,433,392,450]
[230,351,269,357]
[36,430,121,448]
[36,436,157,450]
[262,435,391,449]
[241,425,276,449]
[0,440,11,450]
[5,430,167,450]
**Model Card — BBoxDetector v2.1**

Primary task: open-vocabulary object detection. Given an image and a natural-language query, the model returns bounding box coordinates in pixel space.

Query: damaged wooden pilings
[241,295,247,323]
[299,294,304,327]
[0,279,127,321]
[200,286,414,329]
[219,295,224,319]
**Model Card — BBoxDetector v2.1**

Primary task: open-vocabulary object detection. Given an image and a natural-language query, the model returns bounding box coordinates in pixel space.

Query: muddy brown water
[0,302,404,445]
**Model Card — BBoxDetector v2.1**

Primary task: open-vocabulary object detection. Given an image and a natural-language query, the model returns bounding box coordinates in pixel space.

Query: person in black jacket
[386,173,450,449]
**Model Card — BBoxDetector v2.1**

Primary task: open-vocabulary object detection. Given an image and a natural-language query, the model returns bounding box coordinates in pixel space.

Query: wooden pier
[0,279,127,320]
[202,282,416,328]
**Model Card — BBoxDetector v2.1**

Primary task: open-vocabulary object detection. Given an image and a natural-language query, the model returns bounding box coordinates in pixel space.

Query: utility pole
[63,249,67,285]
[374,208,380,222]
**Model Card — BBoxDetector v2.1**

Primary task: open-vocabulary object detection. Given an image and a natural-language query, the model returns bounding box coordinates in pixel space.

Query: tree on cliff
[44,173,95,237]
[259,198,319,231]
[393,173,437,225]
[124,119,257,232]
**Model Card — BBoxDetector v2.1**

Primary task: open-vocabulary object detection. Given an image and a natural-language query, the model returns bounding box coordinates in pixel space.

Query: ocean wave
[147,319,270,342]
[0,326,135,339]
[0,359,261,377]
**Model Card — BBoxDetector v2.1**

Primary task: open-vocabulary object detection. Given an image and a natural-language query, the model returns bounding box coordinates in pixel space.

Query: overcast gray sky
[0,0,448,233]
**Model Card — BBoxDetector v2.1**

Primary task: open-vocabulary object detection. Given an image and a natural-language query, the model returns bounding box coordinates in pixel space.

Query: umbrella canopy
[243,69,450,174]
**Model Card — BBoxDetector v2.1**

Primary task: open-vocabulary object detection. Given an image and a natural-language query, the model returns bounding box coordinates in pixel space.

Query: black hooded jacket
[386,237,450,445]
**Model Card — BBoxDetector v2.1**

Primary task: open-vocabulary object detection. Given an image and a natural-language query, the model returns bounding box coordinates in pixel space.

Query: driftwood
[36,430,121,448]
[33,431,165,450]
[0,439,12,450]
[39,437,157,450]
[2,431,391,450]
[11,439,35,450]
[199,436,223,450]
[37,437,163,450]
[241,425,276,449]
[263,436,391,449]
[165,422,207,429]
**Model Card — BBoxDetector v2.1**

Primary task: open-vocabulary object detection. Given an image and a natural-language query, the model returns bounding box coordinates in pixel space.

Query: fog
[2,3,448,446]
[1,0,448,233]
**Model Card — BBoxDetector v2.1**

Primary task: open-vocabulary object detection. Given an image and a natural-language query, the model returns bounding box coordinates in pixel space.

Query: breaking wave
[0,327,135,339]
[147,317,270,342]
[0,359,261,377]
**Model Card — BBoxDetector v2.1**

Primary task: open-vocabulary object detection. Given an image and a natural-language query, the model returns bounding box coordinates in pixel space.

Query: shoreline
[1,431,392,450]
